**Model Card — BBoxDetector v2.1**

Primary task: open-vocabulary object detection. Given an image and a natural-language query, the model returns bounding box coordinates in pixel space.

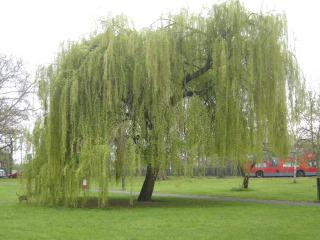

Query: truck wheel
[296,170,305,177]
[256,171,264,178]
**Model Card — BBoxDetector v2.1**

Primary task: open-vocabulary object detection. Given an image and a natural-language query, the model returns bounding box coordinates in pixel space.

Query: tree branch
[182,55,212,88]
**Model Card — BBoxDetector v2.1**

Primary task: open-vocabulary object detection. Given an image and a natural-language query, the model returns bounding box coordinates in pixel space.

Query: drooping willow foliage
[26,1,303,207]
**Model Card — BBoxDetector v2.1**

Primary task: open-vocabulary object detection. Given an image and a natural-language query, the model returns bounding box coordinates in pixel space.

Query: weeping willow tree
[25,1,303,207]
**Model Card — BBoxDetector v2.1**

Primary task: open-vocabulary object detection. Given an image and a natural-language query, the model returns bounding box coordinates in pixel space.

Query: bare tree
[298,92,320,153]
[297,91,320,200]
[0,54,32,153]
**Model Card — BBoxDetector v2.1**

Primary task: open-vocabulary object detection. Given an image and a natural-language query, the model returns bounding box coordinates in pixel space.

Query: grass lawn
[110,176,320,202]
[1,178,320,240]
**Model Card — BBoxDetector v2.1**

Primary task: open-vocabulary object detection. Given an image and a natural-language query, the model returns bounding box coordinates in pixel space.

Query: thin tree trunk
[242,175,250,189]
[137,164,158,201]
[293,144,297,183]
[317,177,320,202]
[9,138,13,175]
[121,176,126,191]
[240,161,255,189]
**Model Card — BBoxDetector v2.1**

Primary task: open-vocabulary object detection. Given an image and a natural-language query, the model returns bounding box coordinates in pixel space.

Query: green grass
[1,178,320,240]
[111,176,320,202]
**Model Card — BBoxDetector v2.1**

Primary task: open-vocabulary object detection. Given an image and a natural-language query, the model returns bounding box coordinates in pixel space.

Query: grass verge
[1,178,320,240]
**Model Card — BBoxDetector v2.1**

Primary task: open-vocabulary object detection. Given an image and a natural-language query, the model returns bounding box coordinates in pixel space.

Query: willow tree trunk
[137,164,158,201]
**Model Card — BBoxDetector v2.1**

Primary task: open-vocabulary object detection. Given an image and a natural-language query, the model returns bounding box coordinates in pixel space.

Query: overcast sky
[1,0,320,90]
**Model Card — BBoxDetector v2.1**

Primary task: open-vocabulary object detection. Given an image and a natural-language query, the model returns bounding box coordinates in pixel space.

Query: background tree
[0,54,32,174]
[296,91,320,198]
[26,1,303,207]
[297,91,320,155]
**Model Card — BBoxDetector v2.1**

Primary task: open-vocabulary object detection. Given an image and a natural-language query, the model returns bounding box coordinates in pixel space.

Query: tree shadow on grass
[230,187,254,192]
[73,195,249,210]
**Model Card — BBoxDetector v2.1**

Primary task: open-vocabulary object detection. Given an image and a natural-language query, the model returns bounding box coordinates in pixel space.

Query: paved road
[109,190,320,207]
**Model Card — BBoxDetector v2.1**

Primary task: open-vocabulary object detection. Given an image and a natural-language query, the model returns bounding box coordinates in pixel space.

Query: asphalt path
[109,190,320,207]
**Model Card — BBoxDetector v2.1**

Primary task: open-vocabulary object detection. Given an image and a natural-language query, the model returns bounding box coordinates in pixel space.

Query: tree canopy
[26,1,303,207]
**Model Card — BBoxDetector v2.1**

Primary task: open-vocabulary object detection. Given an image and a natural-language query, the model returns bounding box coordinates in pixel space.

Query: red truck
[250,152,318,177]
